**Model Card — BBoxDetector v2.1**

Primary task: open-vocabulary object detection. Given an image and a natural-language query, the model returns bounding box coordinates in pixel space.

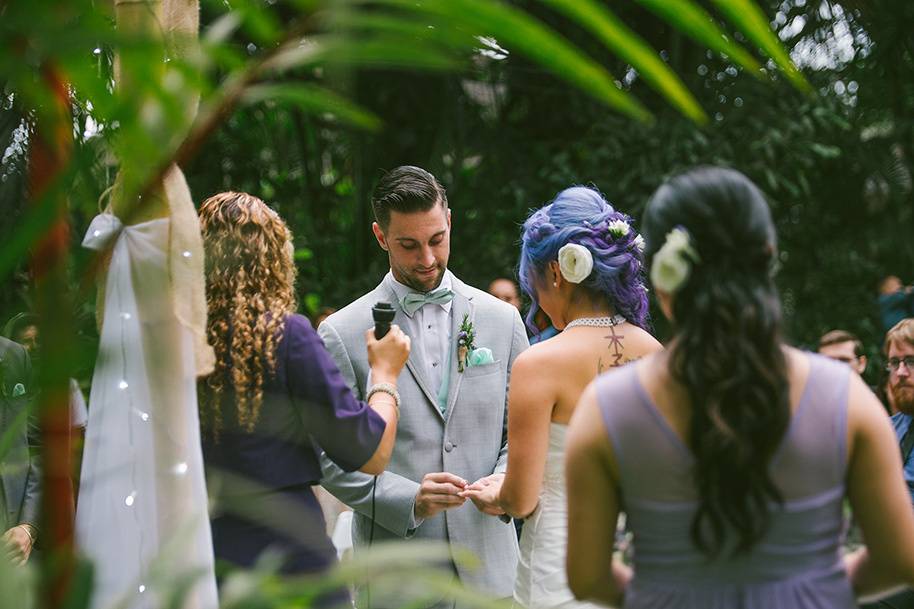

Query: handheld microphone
[372,301,395,339]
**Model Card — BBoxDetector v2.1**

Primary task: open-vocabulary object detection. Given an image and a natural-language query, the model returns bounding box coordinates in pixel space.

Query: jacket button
[444,441,454,452]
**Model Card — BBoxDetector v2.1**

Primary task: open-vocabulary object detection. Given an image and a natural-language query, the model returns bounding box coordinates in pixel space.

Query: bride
[462,186,661,608]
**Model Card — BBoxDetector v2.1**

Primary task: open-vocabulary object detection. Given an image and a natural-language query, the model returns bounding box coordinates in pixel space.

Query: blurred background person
[818,329,868,376]
[488,277,522,311]
[861,318,914,608]
[566,167,914,608]
[878,276,914,335]
[5,313,86,494]
[312,306,337,329]
[198,192,409,603]
[0,332,39,566]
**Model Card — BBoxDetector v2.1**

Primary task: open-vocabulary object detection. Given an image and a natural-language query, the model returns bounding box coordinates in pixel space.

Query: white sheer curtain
[77,214,217,609]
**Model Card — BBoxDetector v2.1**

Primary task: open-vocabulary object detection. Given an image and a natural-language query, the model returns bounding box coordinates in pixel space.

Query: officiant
[197,191,410,600]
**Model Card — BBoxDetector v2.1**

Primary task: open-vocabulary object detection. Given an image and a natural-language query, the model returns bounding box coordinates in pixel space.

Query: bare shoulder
[845,358,894,448]
[512,337,564,376]
[622,323,664,357]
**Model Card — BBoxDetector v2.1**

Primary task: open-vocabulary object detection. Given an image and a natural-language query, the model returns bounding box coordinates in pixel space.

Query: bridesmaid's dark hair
[642,167,787,558]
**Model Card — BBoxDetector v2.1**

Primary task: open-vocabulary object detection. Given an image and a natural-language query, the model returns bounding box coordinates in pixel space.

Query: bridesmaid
[565,167,914,608]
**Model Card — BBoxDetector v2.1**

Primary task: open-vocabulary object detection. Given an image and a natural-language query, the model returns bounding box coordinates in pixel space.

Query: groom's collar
[385,270,455,314]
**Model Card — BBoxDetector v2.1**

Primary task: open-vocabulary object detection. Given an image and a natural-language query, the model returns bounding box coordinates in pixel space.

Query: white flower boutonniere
[650,227,700,293]
[558,243,593,284]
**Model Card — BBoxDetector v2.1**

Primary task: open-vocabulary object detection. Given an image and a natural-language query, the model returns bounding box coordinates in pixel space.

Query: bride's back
[528,322,661,424]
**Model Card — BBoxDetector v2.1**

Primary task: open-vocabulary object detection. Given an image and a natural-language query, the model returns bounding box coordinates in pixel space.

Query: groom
[318,166,527,606]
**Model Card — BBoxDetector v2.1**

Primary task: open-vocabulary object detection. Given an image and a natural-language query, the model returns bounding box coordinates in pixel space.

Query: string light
[118,380,129,390]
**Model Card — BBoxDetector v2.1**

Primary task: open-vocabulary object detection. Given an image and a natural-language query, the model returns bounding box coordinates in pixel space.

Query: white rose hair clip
[557,243,594,284]
[650,226,700,293]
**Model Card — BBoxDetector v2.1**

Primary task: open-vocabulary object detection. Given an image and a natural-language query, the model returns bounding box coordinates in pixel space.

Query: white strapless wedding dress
[514,423,600,609]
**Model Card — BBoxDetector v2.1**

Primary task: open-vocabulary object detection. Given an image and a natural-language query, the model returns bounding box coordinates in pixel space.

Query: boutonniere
[457,314,475,373]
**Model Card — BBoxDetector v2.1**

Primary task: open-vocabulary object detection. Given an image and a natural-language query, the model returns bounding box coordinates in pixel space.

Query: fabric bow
[399,288,454,317]
[82,213,123,250]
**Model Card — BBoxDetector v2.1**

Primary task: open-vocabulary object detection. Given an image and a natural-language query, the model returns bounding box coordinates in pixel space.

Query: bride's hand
[460,474,506,516]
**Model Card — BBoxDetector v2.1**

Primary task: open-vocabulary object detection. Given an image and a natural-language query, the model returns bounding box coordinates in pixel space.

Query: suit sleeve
[493,308,530,475]
[317,318,422,538]
[19,345,41,530]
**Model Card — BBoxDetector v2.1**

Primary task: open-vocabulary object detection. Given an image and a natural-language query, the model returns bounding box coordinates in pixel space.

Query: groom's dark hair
[372,166,448,229]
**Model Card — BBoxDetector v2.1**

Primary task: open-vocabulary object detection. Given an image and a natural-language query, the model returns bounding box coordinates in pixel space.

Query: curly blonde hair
[198,192,297,438]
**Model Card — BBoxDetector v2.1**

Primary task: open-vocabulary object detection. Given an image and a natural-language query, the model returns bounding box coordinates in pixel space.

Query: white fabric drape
[76,214,217,609]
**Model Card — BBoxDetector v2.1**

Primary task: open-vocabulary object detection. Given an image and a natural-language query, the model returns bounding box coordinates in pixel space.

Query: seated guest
[565,167,914,608]
[197,192,410,596]
[818,329,867,376]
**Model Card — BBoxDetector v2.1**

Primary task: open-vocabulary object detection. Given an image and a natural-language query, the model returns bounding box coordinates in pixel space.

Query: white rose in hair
[608,219,630,238]
[558,243,594,284]
[633,234,646,252]
[650,227,699,293]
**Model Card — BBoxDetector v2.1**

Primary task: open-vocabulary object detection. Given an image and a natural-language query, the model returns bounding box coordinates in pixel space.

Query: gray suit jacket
[318,273,527,604]
[0,336,40,532]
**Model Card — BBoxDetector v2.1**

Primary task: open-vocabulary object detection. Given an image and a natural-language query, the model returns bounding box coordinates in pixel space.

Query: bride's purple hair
[519,186,649,333]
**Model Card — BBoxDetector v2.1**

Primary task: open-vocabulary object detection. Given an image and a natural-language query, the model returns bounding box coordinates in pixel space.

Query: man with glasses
[885,319,914,509]
[862,318,914,609]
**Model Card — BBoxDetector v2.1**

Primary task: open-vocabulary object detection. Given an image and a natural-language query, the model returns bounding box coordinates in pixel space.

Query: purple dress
[596,353,855,608]
[203,313,386,578]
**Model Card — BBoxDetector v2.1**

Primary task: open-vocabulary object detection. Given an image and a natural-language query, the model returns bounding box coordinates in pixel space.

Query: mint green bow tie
[400,288,454,316]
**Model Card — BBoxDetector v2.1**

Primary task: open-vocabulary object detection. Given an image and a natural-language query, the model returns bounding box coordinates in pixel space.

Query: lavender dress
[596,353,855,608]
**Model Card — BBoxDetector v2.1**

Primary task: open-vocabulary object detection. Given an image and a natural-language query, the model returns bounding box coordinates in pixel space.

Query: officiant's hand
[414,472,467,519]
[3,525,33,565]
[366,325,410,380]
[460,473,506,516]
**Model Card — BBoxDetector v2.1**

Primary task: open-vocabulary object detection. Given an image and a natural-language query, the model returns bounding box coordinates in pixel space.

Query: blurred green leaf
[634,0,764,75]
[242,83,381,130]
[538,0,707,123]
[708,0,812,92]
[377,0,653,122]
[294,247,314,262]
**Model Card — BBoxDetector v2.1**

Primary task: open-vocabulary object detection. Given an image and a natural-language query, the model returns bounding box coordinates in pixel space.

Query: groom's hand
[414,472,468,520]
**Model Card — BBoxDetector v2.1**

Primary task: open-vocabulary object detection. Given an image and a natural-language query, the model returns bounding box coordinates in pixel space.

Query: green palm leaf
[633,0,764,75]
[537,0,708,123]
[709,0,811,92]
[378,0,653,122]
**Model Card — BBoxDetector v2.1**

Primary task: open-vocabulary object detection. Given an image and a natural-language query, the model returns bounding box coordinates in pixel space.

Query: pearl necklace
[564,315,627,329]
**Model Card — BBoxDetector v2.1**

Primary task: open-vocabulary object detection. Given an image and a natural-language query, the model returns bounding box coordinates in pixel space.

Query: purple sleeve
[284,315,387,472]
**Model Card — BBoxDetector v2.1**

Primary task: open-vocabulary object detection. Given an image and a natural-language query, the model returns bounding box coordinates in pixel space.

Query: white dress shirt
[386,270,454,395]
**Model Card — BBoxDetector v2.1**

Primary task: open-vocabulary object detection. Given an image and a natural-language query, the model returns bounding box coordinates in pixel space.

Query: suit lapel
[382,281,445,421]
[444,281,475,419]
